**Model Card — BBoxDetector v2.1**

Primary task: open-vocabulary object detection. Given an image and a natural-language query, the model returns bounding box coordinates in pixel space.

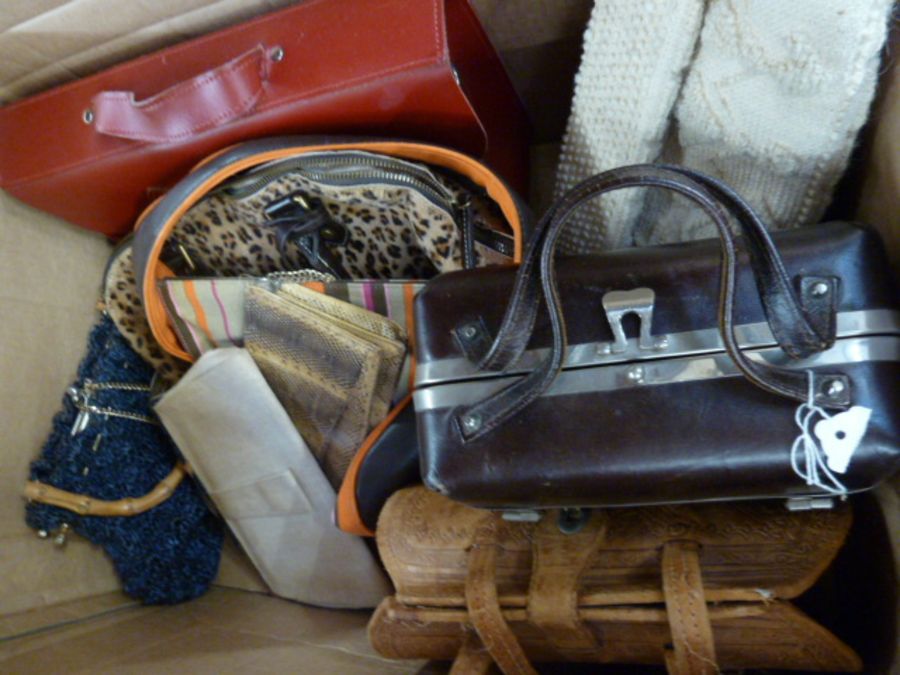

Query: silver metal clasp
[68,385,92,436]
[500,509,542,523]
[601,288,668,354]
[785,497,835,511]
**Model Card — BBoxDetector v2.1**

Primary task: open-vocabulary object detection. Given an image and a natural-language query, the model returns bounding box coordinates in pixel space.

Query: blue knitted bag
[25,315,223,604]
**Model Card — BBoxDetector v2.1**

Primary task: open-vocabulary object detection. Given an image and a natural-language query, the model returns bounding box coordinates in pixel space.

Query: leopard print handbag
[106,138,527,379]
[131,137,530,363]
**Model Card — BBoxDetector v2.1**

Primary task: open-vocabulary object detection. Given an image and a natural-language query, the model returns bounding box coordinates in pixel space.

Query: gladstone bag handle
[456,165,850,443]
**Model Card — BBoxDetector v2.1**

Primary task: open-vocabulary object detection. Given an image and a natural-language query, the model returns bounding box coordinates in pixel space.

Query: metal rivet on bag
[810,281,830,297]
[558,508,591,534]
[824,378,846,398]
[460,324,478,340]
[461,413,482,433]
[626,365,644,383]
[82,109,94,125]
[54,523,70,547]
[270,46,285,62]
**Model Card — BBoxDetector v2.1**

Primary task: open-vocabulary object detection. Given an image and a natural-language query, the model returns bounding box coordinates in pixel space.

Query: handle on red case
[91,44,277,143]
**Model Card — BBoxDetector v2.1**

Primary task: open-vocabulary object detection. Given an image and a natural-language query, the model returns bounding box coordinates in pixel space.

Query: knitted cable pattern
[636,0,895,245]
[25,315,223,605]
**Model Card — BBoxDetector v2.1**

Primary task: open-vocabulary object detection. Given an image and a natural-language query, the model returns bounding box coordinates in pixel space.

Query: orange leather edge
[140,142,524,360]
[183,279,216,345]
[404,282,418,393]
[336,395,413,537]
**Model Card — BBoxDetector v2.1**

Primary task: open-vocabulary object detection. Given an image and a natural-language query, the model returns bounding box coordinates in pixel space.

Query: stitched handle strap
[661,541,718,675]
[465,520,538,675]
[92,45,275,144]
[526,511,606,653]
[478,165,835,374]
[23,464,187,516]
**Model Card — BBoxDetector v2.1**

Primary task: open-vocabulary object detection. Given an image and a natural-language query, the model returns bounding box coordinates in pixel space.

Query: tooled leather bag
[413,165,900,511]
[369,487,862,674]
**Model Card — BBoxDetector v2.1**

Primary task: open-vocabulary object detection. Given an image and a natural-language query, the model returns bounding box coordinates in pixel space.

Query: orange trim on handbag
[336,395,413,537]
[404,282,418,394]
[183,280,216,347]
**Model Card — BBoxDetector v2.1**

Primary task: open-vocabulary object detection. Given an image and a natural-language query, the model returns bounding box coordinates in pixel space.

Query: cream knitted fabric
[554,0,705,254]
[635,0,895,245]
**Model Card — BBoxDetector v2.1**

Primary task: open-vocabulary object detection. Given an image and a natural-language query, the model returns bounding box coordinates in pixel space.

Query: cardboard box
[1,2,896,673]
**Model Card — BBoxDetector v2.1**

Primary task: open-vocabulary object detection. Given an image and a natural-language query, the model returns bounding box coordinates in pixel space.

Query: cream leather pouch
[154,347,391,609]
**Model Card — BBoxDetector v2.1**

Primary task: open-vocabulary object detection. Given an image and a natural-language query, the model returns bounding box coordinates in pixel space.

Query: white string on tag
[789,372,852,496]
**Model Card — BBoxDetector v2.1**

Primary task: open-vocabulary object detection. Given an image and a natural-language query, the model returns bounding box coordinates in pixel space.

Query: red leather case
[0,0,529,236]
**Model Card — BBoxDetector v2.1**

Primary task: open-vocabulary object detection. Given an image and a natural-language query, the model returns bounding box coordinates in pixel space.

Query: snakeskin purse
[244,284,407,488]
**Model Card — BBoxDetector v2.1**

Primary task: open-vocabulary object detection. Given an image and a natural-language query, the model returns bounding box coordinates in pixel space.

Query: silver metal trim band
[413,335,900,412]
[415,309,900,387]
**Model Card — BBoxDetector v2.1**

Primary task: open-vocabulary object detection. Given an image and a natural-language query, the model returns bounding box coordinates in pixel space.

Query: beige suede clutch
[154,348,392,609]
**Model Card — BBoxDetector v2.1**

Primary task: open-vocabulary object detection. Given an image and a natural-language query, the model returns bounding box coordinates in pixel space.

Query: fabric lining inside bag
[165,151,514,281]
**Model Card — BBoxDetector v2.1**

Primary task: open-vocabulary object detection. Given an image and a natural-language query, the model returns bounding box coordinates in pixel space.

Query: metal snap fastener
[270,46,285,62]
[460,324,478,340]
[53,523,70,547]
[810,281,830,297]
[82,109,94,125]
[558,508,591,534]
[461,413,482,433]
[824,378,846,398]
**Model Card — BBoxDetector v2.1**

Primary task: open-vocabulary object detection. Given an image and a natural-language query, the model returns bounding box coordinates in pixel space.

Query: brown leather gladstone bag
[368,487,862,674]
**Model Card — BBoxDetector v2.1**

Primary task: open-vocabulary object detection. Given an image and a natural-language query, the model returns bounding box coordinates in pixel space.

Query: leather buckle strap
[465,520,537,675]
[661,541,718,675]
[526,511,606,654]
[450,633,495,675]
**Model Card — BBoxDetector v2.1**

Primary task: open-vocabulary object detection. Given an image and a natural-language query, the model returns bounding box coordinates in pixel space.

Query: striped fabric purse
[158,277,425,400]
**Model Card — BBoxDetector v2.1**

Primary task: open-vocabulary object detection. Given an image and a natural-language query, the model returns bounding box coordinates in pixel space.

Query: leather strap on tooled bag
[662,541,718,675]
[465,519,537,675]
[459,514,721,675]
[526,513,606,655]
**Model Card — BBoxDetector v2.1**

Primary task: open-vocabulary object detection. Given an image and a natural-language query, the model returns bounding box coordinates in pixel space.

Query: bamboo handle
[23,463,186,516]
